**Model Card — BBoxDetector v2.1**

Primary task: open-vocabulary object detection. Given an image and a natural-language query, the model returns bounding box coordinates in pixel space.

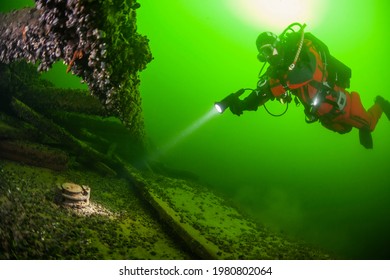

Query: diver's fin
[359,128,373,149]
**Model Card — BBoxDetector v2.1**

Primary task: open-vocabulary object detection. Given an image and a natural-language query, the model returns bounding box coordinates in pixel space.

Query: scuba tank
[304,32,352,89]
[279,23,352,89]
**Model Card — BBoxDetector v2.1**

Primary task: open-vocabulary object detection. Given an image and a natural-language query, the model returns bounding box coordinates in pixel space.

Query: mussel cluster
[36,0,112,106]
[0,0,151,141]
[0,0,109,101]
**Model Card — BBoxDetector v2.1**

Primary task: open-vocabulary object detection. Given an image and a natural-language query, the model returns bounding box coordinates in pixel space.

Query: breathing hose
[288,23,306,70]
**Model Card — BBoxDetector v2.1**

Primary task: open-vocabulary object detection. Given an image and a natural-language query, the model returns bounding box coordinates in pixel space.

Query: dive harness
[303,82,347,123]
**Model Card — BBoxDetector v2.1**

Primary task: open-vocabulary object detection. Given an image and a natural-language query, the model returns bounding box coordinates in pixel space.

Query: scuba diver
[215,23,390,148]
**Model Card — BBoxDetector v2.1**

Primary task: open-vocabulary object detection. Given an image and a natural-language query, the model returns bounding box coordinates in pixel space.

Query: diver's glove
[229,79,272,116]
[229,91,263,115]
[245,79,273,109]
[241,91,262,111]
[229,96,244,116]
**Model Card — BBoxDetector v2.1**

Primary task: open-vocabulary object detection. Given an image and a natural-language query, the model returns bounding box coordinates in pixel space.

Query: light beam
[149,107,219,161]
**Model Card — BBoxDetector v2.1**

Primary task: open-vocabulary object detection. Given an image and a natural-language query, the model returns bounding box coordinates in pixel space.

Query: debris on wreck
[58,182,91,208]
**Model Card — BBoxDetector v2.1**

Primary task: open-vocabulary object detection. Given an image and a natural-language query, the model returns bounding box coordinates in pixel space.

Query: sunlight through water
[227,0,327,31]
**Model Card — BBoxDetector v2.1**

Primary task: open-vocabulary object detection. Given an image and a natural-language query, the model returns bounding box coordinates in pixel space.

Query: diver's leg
[375,96,390,120]
[348,92,382,131]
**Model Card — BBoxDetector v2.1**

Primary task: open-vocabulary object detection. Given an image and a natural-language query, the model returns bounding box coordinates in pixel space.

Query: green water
[2,0,390,260]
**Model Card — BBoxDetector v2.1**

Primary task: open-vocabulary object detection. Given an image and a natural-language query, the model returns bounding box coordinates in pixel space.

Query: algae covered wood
[0,140,68,171]
[9,96,124,173]
[122,166,332,260]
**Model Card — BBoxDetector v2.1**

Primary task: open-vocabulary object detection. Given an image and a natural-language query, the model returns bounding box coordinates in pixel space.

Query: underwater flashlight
[214,103,224,113]
[214,88,246,114]
[214,98,230,114]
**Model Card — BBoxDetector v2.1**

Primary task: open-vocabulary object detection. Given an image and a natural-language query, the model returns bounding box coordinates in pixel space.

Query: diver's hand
[229,97,243,116]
